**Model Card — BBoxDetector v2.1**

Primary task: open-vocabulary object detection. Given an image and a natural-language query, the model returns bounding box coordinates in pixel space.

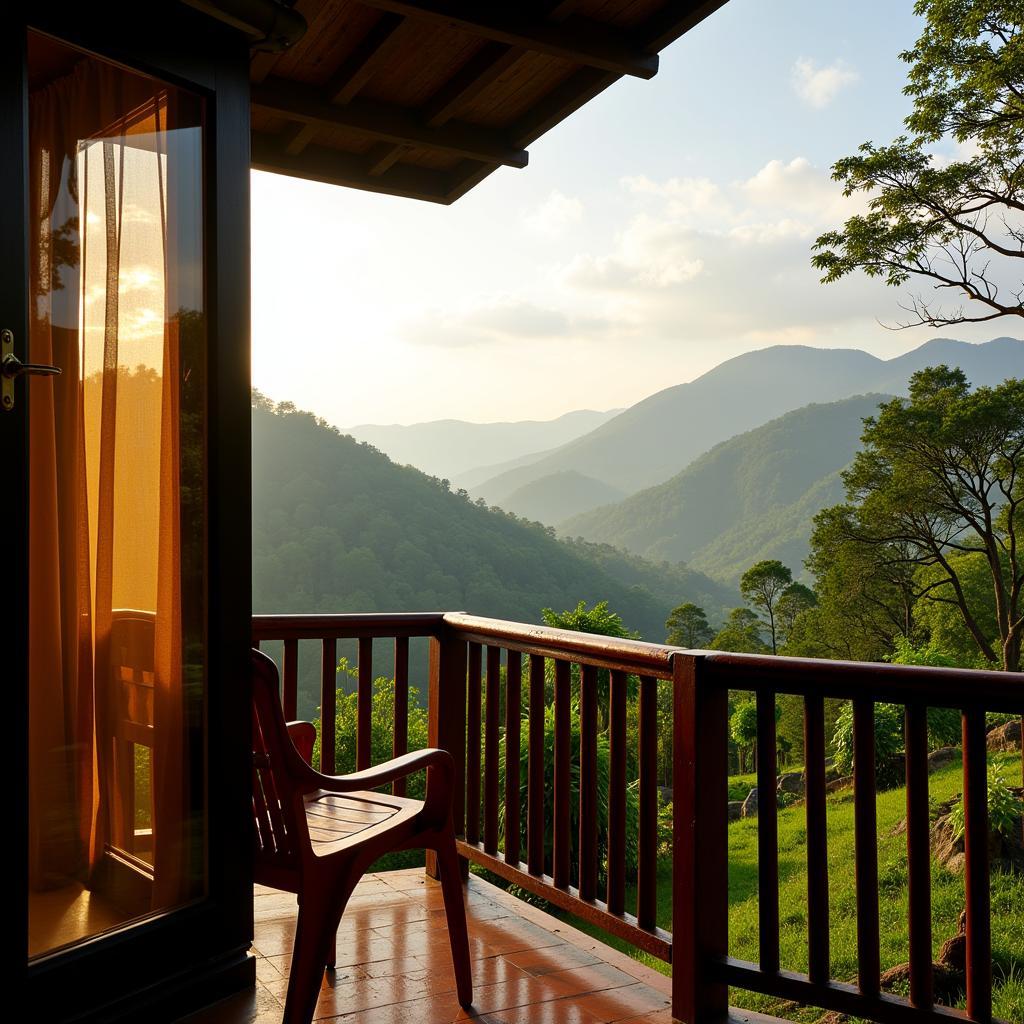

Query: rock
[931,795,1023,873]
[741,788,758,819]
[727,801,743,822]
[987,719,1022,752]
[825,775,853,793]
[658,785,673,804]
[879,911,968,1007]
[927,746,960,772]
[777,771,804,797]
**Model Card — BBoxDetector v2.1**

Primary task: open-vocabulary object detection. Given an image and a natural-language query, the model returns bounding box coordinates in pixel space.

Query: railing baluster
[672,653,729,1023]
[803,694,830,984]
[963,706,992,1023]
[579,664,598,902]
[484,645,501,855]
[504,650,522,867]
[282,637,298,720]
[320,637,337,774]
[466,642,483,846]
[607,668,627,915]
[527,653,545,875]
[357,637,373,770]
[757,688,780,973]
[393,637,409,796]
[853,698,880,996]
[553,658,571,889]
[905,702,932,1009]
[637,674,657,929]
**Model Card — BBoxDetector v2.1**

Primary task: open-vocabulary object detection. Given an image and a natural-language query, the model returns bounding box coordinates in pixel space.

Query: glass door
[18,30,208,958]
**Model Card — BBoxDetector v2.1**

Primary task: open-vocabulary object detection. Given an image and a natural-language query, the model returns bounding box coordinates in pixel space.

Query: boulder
[927,746,959,773]
[825,775,853,793]
[658,785,674,804]
[987,719,1022,752]
[777,771,804,797]
[727,801,743,822]
[741,788,758,819]
[930,794,1023,873]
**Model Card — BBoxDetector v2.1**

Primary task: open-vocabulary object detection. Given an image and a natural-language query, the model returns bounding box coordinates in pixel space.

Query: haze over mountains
[342,408,619,481]
[466,337,1024,515]
[562,394,888,582]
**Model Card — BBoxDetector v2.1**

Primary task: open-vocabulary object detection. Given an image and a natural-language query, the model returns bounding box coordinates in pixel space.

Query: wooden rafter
[252,131,454,203]
[252,77,529,167]
[355,0,659,79]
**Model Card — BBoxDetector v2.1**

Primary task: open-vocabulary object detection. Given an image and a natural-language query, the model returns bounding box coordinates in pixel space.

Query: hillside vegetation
[252,396,734,642]
[563,394,887,581]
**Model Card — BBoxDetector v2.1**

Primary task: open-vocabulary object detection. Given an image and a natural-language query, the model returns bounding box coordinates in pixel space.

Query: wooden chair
[250,648,472,1024]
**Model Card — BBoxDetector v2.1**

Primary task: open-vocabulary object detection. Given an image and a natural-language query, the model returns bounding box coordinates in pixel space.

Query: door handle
[1,328,61,411]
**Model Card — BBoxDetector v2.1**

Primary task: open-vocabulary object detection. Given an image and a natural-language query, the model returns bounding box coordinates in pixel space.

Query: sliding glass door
[24,30,208,957]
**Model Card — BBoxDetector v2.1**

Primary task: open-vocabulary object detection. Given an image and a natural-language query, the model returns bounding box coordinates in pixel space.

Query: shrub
[832,701,904,787]
[949,765,1023,842]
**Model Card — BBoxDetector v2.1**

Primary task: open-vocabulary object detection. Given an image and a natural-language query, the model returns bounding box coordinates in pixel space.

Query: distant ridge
[561,394,897,582]
[342,408,620,481]
[470,337,1024,512]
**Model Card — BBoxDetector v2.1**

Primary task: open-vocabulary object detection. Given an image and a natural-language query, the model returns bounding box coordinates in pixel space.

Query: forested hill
[252,397,734,640]
[562,394,890,582]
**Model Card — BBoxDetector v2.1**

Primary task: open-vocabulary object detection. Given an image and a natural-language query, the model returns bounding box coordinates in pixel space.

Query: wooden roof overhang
[247,0,728,203]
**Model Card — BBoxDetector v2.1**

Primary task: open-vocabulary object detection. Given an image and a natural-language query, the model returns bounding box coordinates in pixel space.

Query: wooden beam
[421,42,524,126]
[251,131,453,203]
[252,76,529,167]
[355,1,659,79]
[365,141,411,176]
[325,12,407,105]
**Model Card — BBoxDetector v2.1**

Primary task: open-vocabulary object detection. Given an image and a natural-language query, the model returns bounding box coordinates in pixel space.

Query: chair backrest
[251,649,307,875]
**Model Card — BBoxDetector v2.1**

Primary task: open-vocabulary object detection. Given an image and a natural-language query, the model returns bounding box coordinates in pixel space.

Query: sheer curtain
[28,47,203,926]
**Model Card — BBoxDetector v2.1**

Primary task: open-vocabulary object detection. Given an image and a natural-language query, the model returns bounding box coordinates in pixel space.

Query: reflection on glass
[27,31,207,958]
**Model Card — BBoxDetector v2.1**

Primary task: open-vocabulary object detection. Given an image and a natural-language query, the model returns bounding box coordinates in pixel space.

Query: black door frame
[3,5,254,1020]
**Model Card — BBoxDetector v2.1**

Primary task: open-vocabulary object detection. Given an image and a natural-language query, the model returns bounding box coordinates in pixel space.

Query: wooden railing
[251,612,1024,1024]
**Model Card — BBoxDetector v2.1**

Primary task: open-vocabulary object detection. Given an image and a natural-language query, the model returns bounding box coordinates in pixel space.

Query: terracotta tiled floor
[177,869,687,1024]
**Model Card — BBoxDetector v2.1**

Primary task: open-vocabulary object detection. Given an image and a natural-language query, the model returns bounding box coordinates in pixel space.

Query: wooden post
[427,624,467,880]
[672,653,728,1023]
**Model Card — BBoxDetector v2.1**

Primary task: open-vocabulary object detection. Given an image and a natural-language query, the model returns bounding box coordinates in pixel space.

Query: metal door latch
[1,328,61,411]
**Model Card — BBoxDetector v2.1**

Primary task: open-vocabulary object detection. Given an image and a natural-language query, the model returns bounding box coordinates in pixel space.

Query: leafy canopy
[813,1,1024,329]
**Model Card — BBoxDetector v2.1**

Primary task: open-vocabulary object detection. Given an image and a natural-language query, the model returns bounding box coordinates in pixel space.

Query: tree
[730,701,759,774]
[665,602,713,647]
[710,607,769,654]
[826,367,1024,670]
[740,560,793,654]
[813,1,1024,330]
[775,582,817,650]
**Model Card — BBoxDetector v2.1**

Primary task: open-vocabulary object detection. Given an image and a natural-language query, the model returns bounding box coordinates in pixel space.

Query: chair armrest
[287,721,317,766]
[308,748,455,826]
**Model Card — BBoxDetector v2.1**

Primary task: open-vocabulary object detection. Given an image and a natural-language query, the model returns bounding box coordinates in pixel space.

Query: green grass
[569,751,1024,1023]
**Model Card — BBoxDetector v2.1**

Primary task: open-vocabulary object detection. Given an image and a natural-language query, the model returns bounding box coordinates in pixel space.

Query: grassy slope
[572,751,1024,1022]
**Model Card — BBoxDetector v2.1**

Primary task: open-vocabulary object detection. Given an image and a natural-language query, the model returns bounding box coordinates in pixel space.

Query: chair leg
[284,882,350,1024]
[435,827,473,1007]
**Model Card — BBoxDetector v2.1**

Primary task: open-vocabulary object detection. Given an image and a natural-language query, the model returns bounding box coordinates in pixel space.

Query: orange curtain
[28,53,198,910]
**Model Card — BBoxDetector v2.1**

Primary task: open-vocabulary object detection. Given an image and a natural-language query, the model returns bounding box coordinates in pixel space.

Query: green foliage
[498,703,640,884]
[541,599,637,640]
[710,607,769,654]
[740,560,793,654]
[950,764,1023,841]
[665,602,713,648]
[831,701,905,788]
[813,2,1024,326]
[807,368,1024,671]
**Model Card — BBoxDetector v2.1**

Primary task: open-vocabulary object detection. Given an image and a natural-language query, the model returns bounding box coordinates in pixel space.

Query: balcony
[222,612,1023,1024]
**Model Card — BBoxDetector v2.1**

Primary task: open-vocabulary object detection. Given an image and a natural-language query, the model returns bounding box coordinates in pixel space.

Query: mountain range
[467,337,1024,516]
[341,408,619,481]
[562,394,888,582]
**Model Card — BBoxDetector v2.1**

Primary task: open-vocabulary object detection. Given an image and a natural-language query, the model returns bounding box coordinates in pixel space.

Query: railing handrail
[442,611,680,676]
[252,611,446,641]
[701,650,1024,712]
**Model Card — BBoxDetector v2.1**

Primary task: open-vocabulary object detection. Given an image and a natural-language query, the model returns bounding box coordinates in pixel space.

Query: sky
[250,0,1005,427]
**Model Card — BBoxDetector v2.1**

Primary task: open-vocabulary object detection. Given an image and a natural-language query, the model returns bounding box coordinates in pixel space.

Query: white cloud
[402,298,572,347]
[791,57,859,109]
[523,189,583,237]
